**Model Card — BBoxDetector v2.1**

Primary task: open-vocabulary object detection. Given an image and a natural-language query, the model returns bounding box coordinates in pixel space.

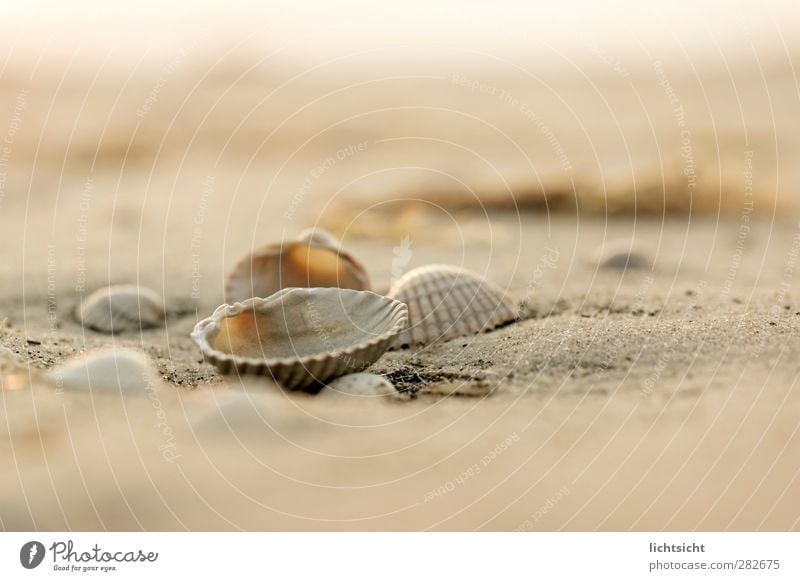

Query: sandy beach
[1,3,800,531]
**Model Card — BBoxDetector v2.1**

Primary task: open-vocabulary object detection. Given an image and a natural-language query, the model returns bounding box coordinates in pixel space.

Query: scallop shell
[388,264,518,348]
[592,240,651,270]
[49,348,158,393]
[77,285,165,333]
[225,228,370,303]
[191,288,408,391]
[322,373,398,398]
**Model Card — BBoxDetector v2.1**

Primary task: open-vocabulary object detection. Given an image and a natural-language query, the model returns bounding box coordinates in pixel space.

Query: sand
[1,53,800,531]
[2,213,800,531]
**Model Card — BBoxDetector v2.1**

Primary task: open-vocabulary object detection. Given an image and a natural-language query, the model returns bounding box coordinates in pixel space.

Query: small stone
[322,373,398,398]
[592,240,651,270]
[76,285,165,334]
[49,348,157,393]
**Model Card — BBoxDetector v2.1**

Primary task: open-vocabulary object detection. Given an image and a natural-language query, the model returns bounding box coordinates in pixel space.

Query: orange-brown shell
[225,231,370,303]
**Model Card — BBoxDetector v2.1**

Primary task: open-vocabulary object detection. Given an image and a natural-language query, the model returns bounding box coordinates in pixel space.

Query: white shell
[388,264,518,348]
[225,228,370,303]
[592,241,651,270]
[77,285,165,333]
[191,288,408,391]
[322,373,398,398]
[49,348,157,393]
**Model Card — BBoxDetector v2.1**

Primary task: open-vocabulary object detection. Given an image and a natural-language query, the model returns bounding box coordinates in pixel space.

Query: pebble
[321,373,398,398]
[49,348,157,393]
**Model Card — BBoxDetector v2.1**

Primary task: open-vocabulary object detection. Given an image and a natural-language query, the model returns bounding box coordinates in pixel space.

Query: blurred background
[0,0,798,297]
[2,0,800,533]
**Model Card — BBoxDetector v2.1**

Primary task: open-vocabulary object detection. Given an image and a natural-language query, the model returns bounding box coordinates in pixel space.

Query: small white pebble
[49,348,157,393]
[322,373,397,398]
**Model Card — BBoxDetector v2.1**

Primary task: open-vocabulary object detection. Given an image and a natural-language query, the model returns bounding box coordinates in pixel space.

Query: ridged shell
[225,228,370,303]
[191,288,408,391]
[49,348,158,393]
[592,240,651,270]
[322,373,398,398]
[77,285,165,333]
[388,264,518,348]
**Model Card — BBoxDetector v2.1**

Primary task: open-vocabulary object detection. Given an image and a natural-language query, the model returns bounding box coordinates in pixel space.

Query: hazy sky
[0,0,797,71]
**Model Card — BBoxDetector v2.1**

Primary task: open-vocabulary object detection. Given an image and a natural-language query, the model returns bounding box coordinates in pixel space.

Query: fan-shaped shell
[225,228,370,303]
[191,288,408,391]
[388,264,518,348]
[77,285,165,333]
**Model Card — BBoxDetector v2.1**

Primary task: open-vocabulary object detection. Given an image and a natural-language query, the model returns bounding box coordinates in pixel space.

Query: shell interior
[193,288,408,390]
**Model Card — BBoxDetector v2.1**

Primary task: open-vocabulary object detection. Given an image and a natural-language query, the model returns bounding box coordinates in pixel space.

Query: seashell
[421,375,495,397]
[225,228,371,303]
[49,348,158,393]
[388,264,518,348]
[592,240,651,270]
[322,372,398,398]
[77,284,165,333]
[191,288,408,391]
[296,227,341,249]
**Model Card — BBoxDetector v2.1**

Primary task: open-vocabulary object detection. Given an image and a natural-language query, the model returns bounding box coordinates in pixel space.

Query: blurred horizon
[1,0,798,247]
[1,0,798,74]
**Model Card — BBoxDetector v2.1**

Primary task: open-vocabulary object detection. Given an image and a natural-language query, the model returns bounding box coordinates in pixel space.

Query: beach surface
[1,47,800,530]
[3,212,800,531]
